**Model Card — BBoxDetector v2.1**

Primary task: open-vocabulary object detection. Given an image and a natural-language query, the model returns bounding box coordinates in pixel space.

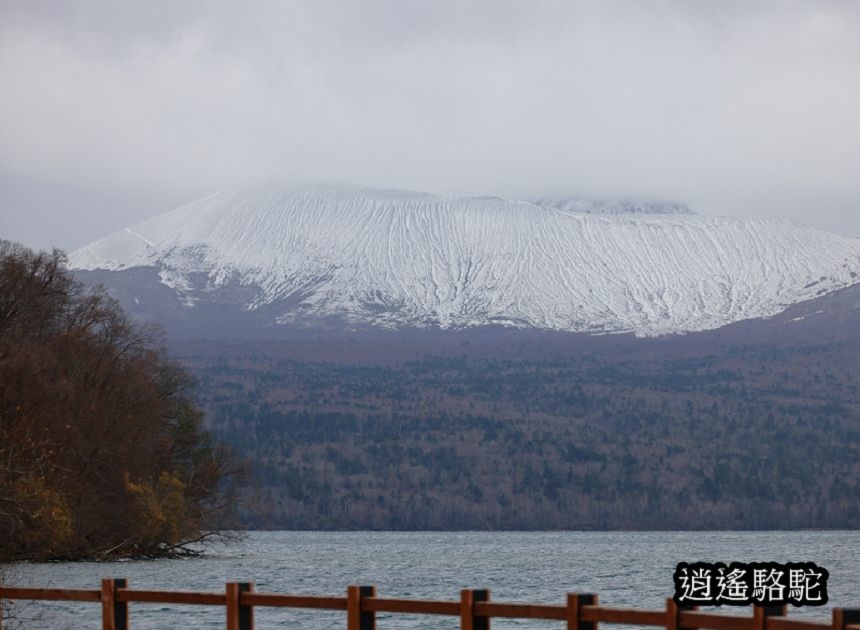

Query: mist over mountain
[69,183,860,338]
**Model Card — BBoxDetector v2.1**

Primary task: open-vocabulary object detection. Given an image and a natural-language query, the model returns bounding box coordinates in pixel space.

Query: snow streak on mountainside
[69,184,860,335]
[530,197,693,215]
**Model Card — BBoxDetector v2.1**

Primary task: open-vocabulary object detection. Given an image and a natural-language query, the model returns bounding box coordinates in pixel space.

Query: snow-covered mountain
[69,183,860,336]
[530,197,693,215]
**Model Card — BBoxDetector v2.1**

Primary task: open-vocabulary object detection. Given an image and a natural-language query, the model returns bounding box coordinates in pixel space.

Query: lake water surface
[3,531,857,628]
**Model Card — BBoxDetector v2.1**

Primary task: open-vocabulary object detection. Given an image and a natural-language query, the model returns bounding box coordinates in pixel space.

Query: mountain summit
[69,184,860,336]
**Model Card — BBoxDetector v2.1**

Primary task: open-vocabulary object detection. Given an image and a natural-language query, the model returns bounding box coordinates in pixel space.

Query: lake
[2,530,857,628]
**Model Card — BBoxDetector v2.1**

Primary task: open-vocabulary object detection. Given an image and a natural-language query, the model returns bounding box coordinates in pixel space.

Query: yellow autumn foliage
[13,475,74,552]
[125,472,191,548]
[1,243,237,560]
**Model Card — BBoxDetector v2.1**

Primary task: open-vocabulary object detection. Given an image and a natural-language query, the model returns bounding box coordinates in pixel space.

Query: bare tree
[0,241,240,561]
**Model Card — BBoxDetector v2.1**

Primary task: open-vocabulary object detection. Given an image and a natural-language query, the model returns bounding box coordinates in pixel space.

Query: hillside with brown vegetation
[0,243,239,561]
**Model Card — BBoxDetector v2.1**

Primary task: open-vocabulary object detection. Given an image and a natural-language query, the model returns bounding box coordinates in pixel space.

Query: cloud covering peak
[1,1,860,248]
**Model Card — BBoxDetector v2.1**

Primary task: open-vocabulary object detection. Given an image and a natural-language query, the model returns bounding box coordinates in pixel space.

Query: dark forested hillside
[171,293,860,529]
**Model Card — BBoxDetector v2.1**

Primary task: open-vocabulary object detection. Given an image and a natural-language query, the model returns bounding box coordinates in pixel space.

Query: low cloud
[2,1,859,249]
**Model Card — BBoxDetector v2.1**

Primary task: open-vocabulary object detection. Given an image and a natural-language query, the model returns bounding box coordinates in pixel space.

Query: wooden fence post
[101,578,128,630]
[753,604,785,630]
[567,593,597,630]
[347,585,375,630]
[666,597,696,630]
[226,582,254,630]
[833,609,860,630]
[460,589,490,630]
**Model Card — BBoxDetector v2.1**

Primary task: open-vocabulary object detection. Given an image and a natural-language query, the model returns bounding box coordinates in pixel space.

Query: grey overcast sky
[1,0,859,251]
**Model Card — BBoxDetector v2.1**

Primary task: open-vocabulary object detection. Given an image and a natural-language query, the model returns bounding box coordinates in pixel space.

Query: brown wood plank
[680,610,755,630]
[461,589,490,630]
[242,593,348,610]
[566,594,575,630]
[476,601,567,620]
[105,579,128,630]
[101,579,116,630]
[667,597,698,630]
[225,583,254,630]
[754,606,787,630]
[834,610,860,630]
[569,594,598,630]
[767,618,831,630]
[0,587,101,602]
[226,583,240,630]
[363,597,460,615]
[347,586,375,630]
[117,589,226,606]
[582,605,666,626]
[461,590,474,630]
[667,598,681,630]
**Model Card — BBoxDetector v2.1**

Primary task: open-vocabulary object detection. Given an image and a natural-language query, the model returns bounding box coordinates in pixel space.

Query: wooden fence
[1,580,858,630]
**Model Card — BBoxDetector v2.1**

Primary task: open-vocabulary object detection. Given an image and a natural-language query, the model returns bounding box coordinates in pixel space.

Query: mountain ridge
[69,184,860,336]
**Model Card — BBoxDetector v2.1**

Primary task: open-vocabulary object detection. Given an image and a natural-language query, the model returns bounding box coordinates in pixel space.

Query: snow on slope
[69,184,860,335]
[530,197,693,215]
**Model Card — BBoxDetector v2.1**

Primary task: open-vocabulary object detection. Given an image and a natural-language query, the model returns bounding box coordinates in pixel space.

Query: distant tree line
[185,333,860,530]
[0,242,239,561]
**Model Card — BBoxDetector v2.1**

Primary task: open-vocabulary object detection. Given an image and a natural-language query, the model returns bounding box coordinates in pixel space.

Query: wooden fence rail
[1,580,858,630]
